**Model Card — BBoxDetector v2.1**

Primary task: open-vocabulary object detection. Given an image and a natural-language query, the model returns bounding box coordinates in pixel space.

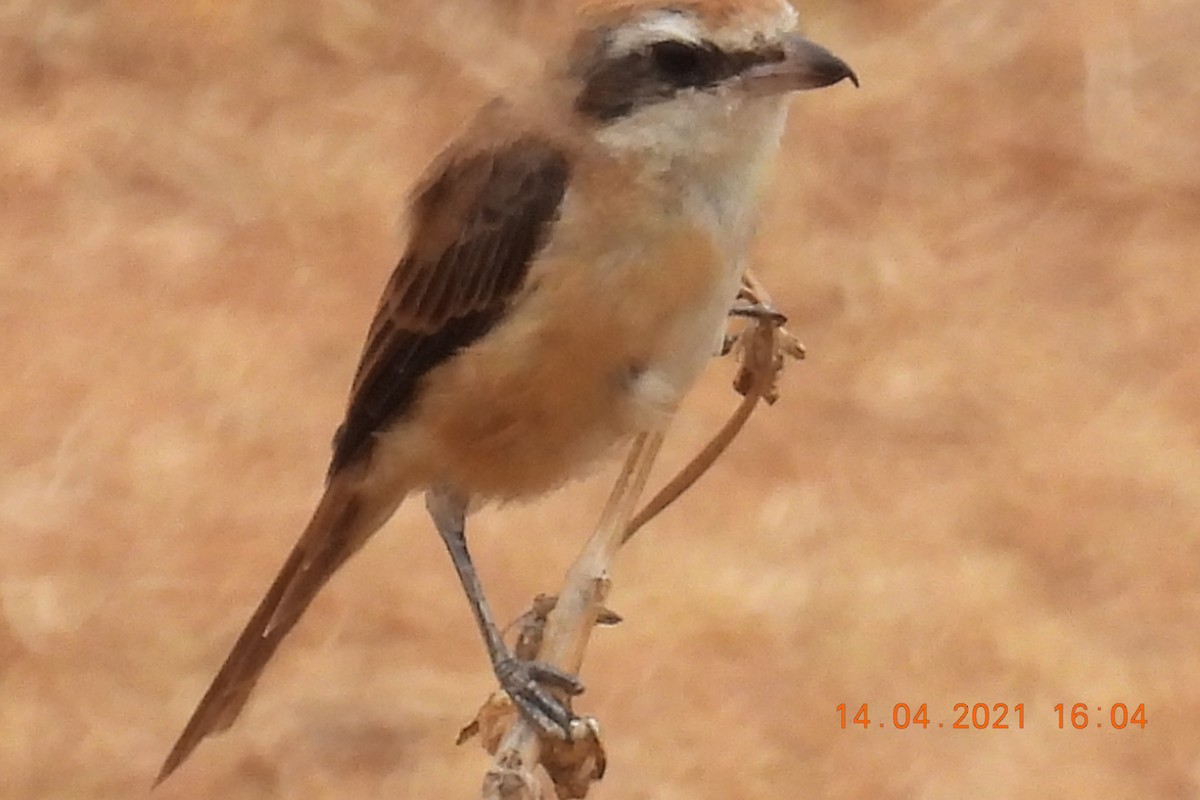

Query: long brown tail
[157,476,394,784]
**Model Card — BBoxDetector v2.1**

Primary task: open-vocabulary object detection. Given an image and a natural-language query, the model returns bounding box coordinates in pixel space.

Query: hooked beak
[740,35,858,95]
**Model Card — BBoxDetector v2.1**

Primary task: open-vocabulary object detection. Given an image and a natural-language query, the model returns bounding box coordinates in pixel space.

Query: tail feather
[157,477,387,785]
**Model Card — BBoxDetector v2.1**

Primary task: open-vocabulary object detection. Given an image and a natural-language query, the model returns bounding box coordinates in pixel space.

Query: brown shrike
[159,0,855,782]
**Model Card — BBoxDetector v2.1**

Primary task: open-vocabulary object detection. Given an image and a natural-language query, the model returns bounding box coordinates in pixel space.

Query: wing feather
[331,136,570,475]
[159,127,571,786]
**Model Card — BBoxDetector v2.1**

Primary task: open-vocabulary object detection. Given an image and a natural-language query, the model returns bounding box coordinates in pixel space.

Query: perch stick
[481,269,799,798]
[483,431,664,799]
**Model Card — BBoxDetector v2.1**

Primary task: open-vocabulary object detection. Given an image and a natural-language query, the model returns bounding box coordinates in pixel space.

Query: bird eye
[649,40,702,83]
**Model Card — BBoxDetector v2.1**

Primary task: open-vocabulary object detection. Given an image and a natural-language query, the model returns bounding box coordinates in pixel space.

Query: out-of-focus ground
[2,0,1198,797]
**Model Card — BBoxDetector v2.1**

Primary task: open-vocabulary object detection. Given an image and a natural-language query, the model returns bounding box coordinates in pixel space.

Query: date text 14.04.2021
[836,703,1147,730]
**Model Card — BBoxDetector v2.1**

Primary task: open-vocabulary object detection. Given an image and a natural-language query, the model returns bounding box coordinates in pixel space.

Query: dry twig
[470,271,803,799]
[624,271,803,543]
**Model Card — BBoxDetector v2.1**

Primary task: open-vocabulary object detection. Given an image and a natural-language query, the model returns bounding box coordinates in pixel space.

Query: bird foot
[728,299,788,326]
[494,656,584,740]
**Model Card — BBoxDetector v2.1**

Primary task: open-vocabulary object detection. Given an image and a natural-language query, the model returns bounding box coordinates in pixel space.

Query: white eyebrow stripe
[604,4,800,57]
[608,10,704,54]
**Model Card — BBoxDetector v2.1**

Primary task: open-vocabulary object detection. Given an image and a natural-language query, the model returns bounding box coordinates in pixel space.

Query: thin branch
[623,270,801,543]
[622,390,758,545]
[483,433,663,800]
[474,270,802,799]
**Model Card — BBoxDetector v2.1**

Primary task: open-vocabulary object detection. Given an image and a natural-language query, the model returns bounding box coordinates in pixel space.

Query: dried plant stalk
[483,432,663,800]
[624,270,801,543]
[479,270,801,799]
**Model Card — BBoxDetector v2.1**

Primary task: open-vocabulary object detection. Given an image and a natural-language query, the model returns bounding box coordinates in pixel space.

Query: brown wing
[329,136,571,475]
[156,134,570,785]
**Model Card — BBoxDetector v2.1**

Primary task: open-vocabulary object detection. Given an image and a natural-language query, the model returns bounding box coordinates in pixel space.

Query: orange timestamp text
[837,702,1147,731]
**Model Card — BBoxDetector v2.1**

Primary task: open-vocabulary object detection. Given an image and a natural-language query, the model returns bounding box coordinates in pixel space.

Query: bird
[158,0,855,783]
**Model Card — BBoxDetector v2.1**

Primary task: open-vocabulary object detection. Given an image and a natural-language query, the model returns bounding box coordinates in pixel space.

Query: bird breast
[373,130,777,501]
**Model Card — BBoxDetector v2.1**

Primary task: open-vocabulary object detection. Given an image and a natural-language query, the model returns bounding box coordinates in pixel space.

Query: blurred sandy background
[2,0,1198,797]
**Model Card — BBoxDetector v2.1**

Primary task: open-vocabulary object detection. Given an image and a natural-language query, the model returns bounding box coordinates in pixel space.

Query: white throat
[596,92,789,260]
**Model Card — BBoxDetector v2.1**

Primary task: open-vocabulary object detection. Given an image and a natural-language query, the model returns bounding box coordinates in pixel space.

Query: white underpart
[589,3,801,424]
[595,89,789,253]
[597,89,792,422]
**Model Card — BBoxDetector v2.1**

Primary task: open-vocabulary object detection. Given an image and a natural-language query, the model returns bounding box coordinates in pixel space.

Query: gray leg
[425,488,583,738]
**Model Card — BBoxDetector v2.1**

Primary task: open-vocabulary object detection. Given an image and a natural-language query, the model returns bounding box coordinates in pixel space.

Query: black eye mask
[574,36,785,122]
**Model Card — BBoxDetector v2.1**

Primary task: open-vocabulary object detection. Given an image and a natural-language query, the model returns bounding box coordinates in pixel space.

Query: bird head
[559,0,856,172]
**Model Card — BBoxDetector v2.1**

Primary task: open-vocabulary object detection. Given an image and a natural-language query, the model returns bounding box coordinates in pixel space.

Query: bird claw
[495,656,584,740]
[728,299,788,326]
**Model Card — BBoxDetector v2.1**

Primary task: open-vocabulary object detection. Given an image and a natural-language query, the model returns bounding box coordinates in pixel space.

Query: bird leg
[426,489,583,740]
